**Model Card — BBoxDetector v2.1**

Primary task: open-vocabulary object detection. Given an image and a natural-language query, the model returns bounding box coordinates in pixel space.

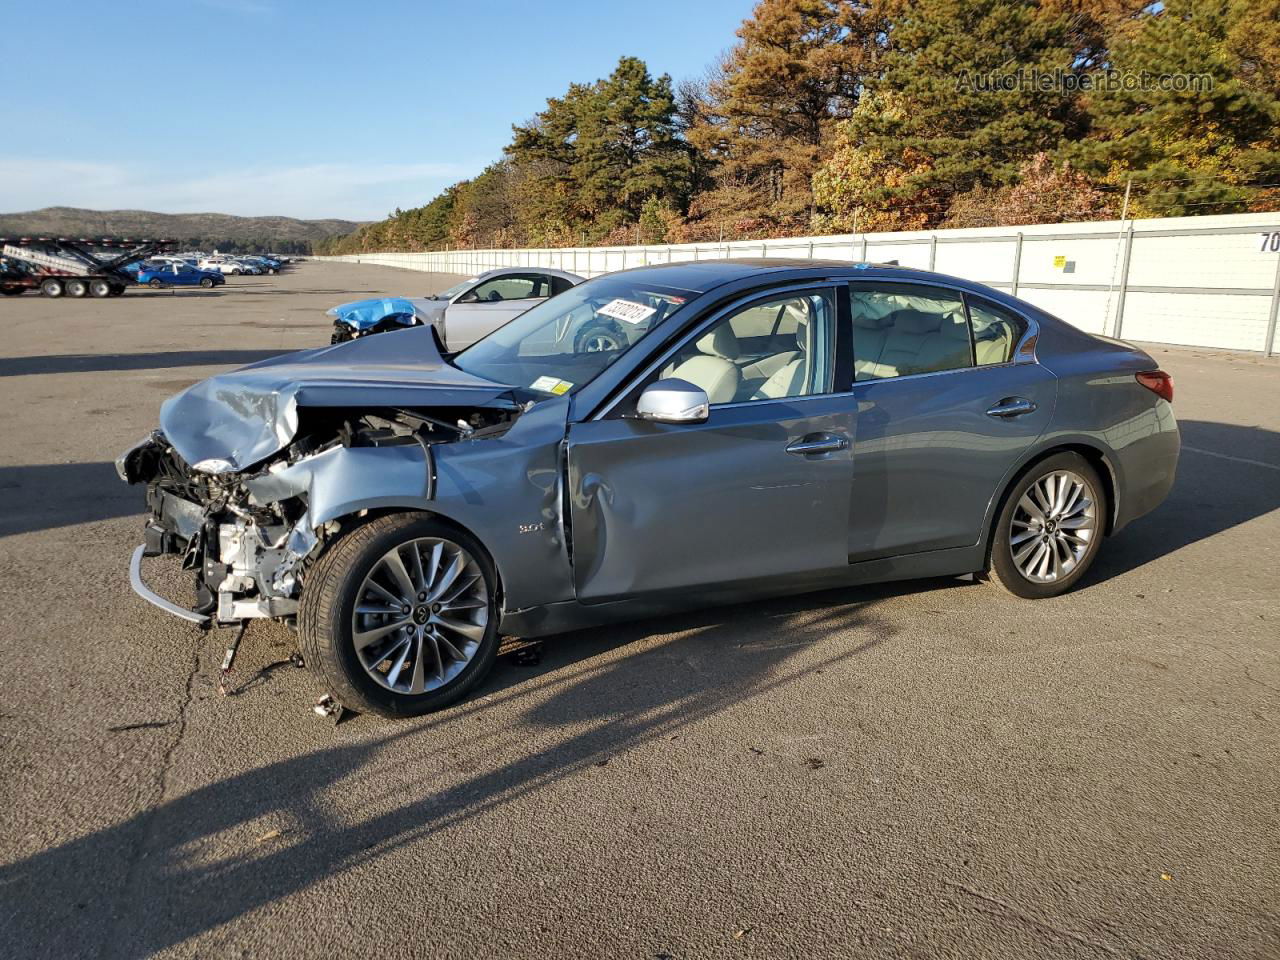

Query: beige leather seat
[748,318,809,400]
[852,311,893,380]
[861,308,971,379]
[666,324,742,404]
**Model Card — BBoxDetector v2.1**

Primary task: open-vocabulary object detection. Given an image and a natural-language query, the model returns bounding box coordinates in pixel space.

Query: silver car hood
[159,326,517,472]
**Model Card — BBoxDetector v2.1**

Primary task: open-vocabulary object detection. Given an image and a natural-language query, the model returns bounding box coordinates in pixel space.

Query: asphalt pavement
[1,262,1277,959]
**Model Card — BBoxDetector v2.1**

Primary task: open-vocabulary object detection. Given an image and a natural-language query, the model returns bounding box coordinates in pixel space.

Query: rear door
[445,273,554,349]
[846,282,1056,560]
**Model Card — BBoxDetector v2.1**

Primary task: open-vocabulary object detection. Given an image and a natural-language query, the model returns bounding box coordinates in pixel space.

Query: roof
[603,257,960,293]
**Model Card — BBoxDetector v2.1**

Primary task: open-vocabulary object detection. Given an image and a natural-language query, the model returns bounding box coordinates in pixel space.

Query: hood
[159,326,517,473]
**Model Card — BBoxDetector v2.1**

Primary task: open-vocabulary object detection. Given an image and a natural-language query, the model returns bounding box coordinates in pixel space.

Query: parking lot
[0,261,1277,959]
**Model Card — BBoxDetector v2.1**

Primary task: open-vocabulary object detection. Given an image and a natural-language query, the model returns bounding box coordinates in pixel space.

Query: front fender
[244,396,576,613]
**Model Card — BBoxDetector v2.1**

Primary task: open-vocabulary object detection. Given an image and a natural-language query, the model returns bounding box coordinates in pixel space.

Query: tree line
[318,0,1280,254]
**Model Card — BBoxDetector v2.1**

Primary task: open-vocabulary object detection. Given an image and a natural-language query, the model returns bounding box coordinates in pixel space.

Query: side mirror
[635,378,710,424]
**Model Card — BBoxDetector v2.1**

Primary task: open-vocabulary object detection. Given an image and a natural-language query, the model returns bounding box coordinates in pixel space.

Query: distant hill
[0,207,365,252]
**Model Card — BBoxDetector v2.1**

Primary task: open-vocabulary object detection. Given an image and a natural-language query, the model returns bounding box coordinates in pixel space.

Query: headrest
[892,309,942,335]
[941,311,971,339]
[697,324,740,360]
[853,311,891,330]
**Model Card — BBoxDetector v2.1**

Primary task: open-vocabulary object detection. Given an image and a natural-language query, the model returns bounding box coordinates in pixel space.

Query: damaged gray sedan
[120,260,1179,718]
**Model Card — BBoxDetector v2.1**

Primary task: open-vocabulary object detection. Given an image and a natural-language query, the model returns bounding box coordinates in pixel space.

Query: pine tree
[508,57,693,243]
[1069,0,1280,216]
[813,0,1079,230]
[685,0,879,232]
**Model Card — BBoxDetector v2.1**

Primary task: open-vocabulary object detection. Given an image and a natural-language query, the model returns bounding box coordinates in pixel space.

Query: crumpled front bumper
[128,545,210,625]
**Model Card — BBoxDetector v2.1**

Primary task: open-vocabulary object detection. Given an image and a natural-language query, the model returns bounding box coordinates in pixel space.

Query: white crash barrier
[316,211,1280,355]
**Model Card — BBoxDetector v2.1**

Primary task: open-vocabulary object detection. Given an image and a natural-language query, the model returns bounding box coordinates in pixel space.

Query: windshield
[435,277,479,300]
[452,273,695,396]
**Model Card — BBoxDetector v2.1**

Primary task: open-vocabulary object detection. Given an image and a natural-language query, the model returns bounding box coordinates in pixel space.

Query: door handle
[986,397,1038,418]
[786,433,849,456]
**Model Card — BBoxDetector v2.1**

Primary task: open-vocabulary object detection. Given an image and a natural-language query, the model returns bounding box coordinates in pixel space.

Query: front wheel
[200,276,215,288]
[299,513,500,718]
[986,452,1106,599]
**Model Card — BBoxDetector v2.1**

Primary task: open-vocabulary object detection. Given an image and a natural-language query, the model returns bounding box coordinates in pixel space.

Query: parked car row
[121,256,1181,721]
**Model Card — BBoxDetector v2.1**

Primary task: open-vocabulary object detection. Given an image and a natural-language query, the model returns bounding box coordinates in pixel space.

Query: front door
[566,286,855,602]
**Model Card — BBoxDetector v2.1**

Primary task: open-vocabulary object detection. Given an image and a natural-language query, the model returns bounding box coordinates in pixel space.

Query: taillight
[1136,370,1173,403]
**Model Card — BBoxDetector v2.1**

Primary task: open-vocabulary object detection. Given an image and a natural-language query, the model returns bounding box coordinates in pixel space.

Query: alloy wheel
[350,537,489,695]
[1009,470,1098,584]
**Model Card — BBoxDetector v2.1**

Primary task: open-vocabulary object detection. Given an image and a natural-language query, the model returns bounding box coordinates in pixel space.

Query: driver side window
[659,290,835,405]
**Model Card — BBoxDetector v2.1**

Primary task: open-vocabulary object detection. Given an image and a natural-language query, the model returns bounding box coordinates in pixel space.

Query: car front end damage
[117,327,527,630]
[119,403,520,628]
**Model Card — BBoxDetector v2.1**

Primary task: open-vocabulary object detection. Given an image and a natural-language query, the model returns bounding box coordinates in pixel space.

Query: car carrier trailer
[0,237,176,298]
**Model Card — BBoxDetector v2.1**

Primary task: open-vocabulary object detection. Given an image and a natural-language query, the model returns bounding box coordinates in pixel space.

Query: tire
[148,278,164,288]
[574,321,626,353]
[268,268,278,275]
[200,276,215,288]
[299,513,500,718]
[0,286,23,296]
[41,278,64,298]
[65,279,88,298]
[230,268,241,276]
[89,279,112,298]
[986,452,1107,599]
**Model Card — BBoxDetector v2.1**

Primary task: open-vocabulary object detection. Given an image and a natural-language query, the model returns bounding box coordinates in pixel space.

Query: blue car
[137,263,225,289]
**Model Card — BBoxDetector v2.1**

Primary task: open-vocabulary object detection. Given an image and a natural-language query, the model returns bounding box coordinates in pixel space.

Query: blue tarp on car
[327,297,418,331]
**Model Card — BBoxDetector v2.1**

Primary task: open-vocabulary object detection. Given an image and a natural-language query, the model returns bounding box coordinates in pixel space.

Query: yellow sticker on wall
[1053,255,1067,268]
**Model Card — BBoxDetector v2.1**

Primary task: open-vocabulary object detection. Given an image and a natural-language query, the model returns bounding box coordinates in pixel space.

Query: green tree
[1069,0,1280,216]
[508,56,694,242]
[814,0,1079,231]
[685,0,879,232]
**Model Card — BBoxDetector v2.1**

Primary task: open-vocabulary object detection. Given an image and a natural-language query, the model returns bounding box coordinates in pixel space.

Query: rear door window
[850,283,974,381]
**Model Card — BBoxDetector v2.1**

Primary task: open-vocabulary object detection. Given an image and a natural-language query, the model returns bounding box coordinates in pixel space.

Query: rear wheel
[299,513,500,718]
[65,279,88,298]
[89,279,112,298]
[148,278,164,288]
[40,278,64,298]
[986,452,1106,599]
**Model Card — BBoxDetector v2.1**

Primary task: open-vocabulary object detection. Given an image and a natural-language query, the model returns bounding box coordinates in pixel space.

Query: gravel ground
[0,261,1277,960]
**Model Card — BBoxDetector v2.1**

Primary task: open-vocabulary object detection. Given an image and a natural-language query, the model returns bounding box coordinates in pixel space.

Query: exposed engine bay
[118,404,519,625]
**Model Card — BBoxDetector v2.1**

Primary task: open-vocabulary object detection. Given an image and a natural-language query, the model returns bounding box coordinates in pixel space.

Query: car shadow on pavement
[0,461,138,538]
[0,349,288,377]
[1083,419,1280,584]
[0,582,907,959]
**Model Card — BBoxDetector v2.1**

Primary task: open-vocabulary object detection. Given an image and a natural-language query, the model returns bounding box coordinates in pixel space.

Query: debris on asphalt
[512,641,544,667]
[804,757,825,770]
[256,828,282,844]
[313,694,348,725]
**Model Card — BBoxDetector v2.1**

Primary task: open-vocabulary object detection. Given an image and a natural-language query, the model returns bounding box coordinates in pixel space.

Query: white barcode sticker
[596,298,657,324]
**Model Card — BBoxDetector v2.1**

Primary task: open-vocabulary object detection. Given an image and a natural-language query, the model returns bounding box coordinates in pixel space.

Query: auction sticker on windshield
[596,298,657,324]
[530,375,574,395]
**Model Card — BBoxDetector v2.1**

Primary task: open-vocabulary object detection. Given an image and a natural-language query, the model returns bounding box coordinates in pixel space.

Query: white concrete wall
[318,211,1280,354]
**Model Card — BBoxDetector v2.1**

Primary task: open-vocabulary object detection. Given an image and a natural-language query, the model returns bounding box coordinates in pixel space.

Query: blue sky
[0,0,753,220]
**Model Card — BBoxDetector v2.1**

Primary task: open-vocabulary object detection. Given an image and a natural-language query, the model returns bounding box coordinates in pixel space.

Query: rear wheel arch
[984,442,1119,564]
